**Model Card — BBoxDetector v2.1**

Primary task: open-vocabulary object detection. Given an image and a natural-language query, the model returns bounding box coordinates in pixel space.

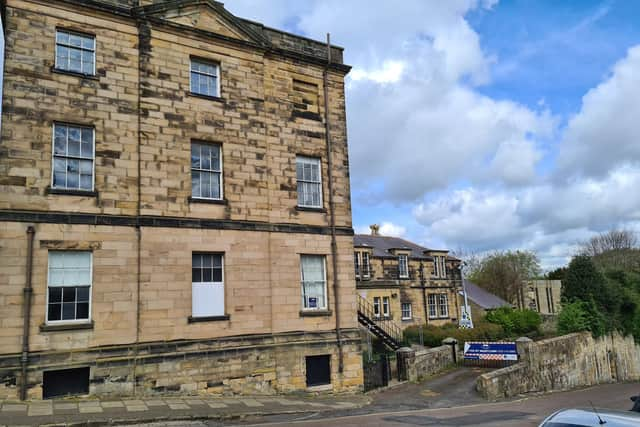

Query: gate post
[515,336,533,362]
[396,347,415,382]
[442,337,458,365]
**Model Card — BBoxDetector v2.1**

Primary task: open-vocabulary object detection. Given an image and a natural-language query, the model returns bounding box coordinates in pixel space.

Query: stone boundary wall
[477,332,640,400]
[397,345,454,382]
[0,329,363,400]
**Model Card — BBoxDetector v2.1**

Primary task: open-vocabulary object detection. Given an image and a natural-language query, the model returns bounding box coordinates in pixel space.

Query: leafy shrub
[484,307,541,335]
[557,300,607,337]
[403,321,506,348]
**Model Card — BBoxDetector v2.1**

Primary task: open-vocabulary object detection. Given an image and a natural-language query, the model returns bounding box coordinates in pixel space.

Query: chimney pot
[370,224,380,236]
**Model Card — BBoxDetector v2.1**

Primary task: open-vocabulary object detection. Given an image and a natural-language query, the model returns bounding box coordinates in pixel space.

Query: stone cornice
[0,209,354,236]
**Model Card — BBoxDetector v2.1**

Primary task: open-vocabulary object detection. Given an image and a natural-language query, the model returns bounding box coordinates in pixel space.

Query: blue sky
[224,0,640,270]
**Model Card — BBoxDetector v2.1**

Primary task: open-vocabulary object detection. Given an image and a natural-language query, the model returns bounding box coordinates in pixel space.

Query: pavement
[0,394,369,426]
[2,368,639,426]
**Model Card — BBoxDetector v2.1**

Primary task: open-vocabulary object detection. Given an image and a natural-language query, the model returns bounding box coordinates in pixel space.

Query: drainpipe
[324,33,343,374]
[20,226,35,401]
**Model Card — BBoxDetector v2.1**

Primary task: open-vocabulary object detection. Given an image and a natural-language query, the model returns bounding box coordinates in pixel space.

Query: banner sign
[463,341,518,361]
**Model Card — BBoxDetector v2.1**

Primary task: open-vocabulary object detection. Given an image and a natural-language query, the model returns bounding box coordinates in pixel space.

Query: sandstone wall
[397,345,454,382]
[477,332,640,400]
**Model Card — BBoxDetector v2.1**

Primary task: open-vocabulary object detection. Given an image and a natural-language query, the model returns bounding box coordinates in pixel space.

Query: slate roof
[460,279,511,310]
[354,234,434,260]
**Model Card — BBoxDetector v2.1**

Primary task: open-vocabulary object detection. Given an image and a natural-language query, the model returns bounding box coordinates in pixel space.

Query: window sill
[299,309,332,317]
[46,187,98,197]
[401,318,413,322]
[40,321,94,332]
[188,92,225,103]
[51,67,99,80]
[188,315,230,323]
[188,197,228,205]
[295,206,326,213]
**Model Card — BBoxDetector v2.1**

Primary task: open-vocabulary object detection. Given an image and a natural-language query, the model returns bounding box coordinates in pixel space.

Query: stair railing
[357,295,403,345]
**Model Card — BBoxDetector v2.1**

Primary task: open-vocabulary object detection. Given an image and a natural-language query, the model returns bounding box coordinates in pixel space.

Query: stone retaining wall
[397,345,454,382]
[477,332,640,400]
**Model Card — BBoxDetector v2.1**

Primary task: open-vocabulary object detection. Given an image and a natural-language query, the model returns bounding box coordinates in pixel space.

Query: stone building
[354,226,462,330]
[520,280,562,316]
[0,0,362,399]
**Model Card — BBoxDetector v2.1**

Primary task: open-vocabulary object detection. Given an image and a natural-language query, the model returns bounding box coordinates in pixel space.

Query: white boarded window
[192,253,224,317]
[191,142,222,200]
[190,58,220,97]
[47,251,92,323]
[52,123,94,191]
[55,29,95,75]
[301,255,327,310]
[296,156,322,208]
[401,303,412,320]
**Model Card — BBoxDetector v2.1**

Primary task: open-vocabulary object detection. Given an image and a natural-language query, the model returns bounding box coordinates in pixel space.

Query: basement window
[43,367,90,399]
[305,355,331,387]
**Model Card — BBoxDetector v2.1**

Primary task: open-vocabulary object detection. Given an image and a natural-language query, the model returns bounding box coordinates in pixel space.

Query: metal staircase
[357,295,403,350]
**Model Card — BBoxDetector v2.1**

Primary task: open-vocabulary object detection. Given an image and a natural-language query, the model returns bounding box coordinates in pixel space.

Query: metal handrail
[357,295,402,345]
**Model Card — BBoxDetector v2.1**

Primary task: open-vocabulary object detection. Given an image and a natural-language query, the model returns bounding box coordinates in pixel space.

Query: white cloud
[557,45,640,179]
[223,1,640,269]
[350,60,405,84]
[355,221,406,238]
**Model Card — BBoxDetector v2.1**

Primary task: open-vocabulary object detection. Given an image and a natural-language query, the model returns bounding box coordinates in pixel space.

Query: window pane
[49,287,62,303]
[80,173,92,190]
[62,287,76,303]
[76,302,89,319]
[53,158,66,187]
[201,171,211,198]
[82,51,93,74]
[76,287,90,302]
[192,253,202,268]
[62,302,76,320]
[69,34,82,47]
[212,254,222,268]
[202,267,212,282]
[81,36,94,50]
[201,145,211,169]
[56,31,69,44]
[81,129,93,156]
[68,128,81,156]
[212,268,222,282]
[48,303,62,321]
[69,48,82,72]
[67,160,79,188]
[54,126,67,155]
[211,173,220,199]
[211,146,220,170]
[190,72,199,92]
[191,171,201,198]
[192,267,202,283]
[191,144,201,168]
[296,162,303,181]
[79,159,92,175]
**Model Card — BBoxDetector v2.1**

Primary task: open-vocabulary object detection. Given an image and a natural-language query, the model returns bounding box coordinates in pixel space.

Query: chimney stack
[370,224,380,236]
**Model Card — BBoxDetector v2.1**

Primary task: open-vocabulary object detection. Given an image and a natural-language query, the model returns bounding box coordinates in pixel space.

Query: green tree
[467,250,540,306]
[557,300,607,337]
[562,255,607,303]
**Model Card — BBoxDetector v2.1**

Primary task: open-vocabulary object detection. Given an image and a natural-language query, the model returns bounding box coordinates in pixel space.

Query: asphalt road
[231,382,639,427]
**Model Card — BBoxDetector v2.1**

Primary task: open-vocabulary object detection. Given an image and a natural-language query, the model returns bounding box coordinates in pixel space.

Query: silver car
[539,408,640,426]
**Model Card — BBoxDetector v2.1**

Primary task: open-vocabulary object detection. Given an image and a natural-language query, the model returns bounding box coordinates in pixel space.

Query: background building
[0,0,362,399]
[354,225,462,331]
